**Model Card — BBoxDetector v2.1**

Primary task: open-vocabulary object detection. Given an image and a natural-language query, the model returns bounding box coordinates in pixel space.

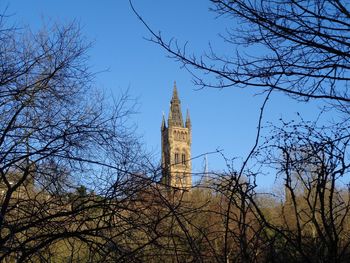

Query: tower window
[175,153,179,164]
[181,153,186,165]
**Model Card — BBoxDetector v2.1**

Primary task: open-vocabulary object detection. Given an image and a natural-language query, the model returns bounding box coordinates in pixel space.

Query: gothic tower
[161,82,192,190]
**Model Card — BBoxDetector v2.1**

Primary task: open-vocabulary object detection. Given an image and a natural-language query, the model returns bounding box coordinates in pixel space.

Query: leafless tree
[0,15,161,262]
[132,0,350,104]
[129,1,350,262]
[247,119,350,262]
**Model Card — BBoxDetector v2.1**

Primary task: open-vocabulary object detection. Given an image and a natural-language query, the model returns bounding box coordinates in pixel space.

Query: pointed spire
[185,109,191,128]
[204,154,208,175]
[161,111,166,130]
[171,81,180,103]
[169,81,184,127]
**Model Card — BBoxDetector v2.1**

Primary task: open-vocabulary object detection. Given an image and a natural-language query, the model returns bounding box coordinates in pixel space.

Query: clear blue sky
[4,1,327,188]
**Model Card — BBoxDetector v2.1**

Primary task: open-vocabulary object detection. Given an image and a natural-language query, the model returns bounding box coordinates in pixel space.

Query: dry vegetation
[2,0,350,262]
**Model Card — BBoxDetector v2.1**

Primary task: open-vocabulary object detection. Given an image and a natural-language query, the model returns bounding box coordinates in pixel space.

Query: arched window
[181,153,186,165]
[175,153,179,164]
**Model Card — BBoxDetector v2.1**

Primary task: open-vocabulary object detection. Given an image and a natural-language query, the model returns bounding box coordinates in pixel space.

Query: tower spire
[161,111,166,130]
[169,81,184,127]
[204,154,208,175]
[172,81,179,102]
[185,109,191,129]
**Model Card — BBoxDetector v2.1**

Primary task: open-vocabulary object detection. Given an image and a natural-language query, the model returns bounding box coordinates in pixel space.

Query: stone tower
[161,82,192,190]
